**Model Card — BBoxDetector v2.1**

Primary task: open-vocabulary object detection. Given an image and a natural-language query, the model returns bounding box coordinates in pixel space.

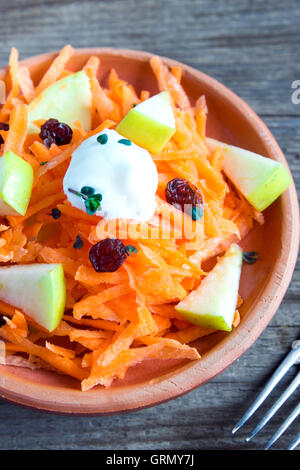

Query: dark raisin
[165,178,204,220]
[89,238,128,272]
[42,137,54,149]
[39,118,73,148]
[0,122,9,145]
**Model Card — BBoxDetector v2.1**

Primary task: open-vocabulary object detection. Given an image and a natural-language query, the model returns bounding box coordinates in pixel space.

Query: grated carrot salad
[0,46,263,390]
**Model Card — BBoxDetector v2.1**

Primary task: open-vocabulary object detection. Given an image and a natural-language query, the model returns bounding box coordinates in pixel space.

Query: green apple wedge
[175,244,243,331]
[0,151,33,216]
[207,137,291,212]
[28,71,92,134]
[0,264,66,332]
[116,91,175,154]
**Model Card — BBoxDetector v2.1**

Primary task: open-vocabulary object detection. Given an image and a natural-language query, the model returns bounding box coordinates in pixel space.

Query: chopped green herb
[89,193,102,203]
[68,187,102,215]
[47,208,61,219]
[84,194,102,215]
[84,199,99,215]
[191,206,204,221]
[118,138,132,146]
[40,161,48,166]
[243,251,259,264]
[81,186,95,196]
[73,235,83,249]
[133,103,137,107]
[68,187,85,198]
[125,245,138,256]
[97,133,108,145]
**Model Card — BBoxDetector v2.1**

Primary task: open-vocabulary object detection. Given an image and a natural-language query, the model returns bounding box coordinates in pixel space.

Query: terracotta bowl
[0,48,299,414]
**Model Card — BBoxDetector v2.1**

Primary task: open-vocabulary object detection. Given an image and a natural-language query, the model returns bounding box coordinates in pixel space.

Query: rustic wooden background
[0,0,299,451]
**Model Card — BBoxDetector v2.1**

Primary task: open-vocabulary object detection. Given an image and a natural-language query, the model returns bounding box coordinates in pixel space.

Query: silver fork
[232,339,300,450]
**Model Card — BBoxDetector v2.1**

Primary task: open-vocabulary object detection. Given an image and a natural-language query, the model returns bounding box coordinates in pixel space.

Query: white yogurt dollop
[63,129,158,221]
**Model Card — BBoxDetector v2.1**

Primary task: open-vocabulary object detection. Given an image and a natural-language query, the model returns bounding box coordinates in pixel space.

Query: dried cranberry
[165,178,204,220]
[89,238,128,272]
[0,122,9,145]
[39,118,72,148]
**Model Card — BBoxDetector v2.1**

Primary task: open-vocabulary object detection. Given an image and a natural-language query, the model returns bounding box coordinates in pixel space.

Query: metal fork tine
[246,371,300,441]
[264,401,300,450]
[286,431,300,450]
[232,342,300,434]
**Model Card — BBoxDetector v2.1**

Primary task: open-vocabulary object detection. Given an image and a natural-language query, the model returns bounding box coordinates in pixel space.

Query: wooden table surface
[0,0,299,451]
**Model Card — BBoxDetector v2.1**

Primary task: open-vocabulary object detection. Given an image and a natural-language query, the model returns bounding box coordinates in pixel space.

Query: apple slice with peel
[207,138,291,212]
[116,91,175,154]
[28,71,92,134]
[0,264,66,332]
[175,244,243,331]
[0,151,33,216]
